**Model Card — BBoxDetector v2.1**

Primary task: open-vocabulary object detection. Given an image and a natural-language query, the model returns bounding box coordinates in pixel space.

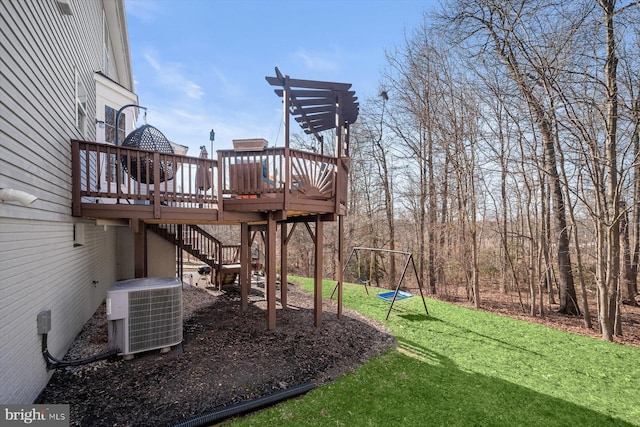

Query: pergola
[255,67,359,328]
[266,66,359,156]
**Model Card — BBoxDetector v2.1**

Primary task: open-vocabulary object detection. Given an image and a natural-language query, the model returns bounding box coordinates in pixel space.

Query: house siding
[0,0,129,403]
[1,0,103,221]
[148,231,178,278]
[0,219,116,403]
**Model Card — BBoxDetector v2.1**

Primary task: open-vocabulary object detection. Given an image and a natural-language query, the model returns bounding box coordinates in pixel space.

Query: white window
[75,70,88,136]
[104,105,125,145]
[105,105,126,183]
[94,72,138,190]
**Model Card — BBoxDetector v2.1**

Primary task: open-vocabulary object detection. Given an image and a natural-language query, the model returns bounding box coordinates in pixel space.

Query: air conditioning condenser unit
[106,277,183,357]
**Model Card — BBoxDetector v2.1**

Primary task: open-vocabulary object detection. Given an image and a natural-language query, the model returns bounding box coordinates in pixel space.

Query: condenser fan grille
[128,286,182,353]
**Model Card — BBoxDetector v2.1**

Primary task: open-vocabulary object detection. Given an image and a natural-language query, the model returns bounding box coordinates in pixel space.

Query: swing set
[332,247,429,320]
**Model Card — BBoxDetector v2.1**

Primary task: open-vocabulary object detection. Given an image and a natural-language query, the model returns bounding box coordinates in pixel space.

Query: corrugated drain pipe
[172,382,316,427]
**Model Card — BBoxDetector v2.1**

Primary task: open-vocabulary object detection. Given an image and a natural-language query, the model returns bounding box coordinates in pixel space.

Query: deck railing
[218,148,285,197]
[219,147,341,200]
[151,223,240,267]
[72,140,217,216]
[72,140,349,218]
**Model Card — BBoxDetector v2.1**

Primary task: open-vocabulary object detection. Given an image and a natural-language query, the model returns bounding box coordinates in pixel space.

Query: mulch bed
[36,281,396,426]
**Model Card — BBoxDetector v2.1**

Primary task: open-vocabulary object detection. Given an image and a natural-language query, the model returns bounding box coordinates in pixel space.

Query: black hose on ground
[41,334,119,370]
[171,382,317,427]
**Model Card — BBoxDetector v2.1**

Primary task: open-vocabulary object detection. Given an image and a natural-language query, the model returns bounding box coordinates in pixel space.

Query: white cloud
[138,103,269,154]
[125,0,162,24]
[134,56,280,156]
[143,50,204,100]
[210,68,247,99]
[184,82,205,100]
[294,48,340,72]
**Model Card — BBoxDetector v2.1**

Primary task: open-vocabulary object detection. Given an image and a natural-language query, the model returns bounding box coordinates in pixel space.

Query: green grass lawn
[228,278,640,426]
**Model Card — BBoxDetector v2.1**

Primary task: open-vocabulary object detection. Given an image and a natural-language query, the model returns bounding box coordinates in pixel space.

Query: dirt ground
[36,278,396,426]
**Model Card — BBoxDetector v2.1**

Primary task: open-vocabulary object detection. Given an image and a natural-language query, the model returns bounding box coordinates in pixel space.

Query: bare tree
[360,91,398,286]
[618,6,640,305]
[283,0,640,342]
[597,0,622,339]
[442,0,581,315]
[383,32,442,294]
[545,0,638,338]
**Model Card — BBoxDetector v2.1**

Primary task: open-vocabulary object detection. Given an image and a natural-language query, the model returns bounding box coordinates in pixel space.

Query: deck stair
[149,223,241,287]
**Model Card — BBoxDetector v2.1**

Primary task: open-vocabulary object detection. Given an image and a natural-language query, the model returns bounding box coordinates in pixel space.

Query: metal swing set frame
[332,247,429,320]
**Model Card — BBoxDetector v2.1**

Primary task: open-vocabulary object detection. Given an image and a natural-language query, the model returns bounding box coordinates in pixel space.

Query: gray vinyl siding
[104,12,120,80]
[0,219,116,403]
[0,0,103,220]
[0,0,129,403]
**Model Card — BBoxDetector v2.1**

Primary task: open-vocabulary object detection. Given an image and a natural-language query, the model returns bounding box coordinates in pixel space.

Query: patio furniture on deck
[120,124,174,184]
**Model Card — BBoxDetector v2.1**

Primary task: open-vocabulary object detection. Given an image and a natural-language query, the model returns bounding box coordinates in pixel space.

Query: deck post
[177,224,183,283]
[153,152,161,218]
[334,93,344,214]
[217,150,224,221]
[240,222,250,311]
[314,215,323,327]
[280,222,288,309]
[134,220,146,278]
[283,75,291,212]
[337,215,344,319]
[266,212,277,330]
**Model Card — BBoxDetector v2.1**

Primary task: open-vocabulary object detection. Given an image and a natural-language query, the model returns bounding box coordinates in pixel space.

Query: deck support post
[280,222,288,309]
[337,215,344,319]
[177,224,183,283]
[266,212,277,330]
[240,222,250,311]
[134,220,146,278]
[314,215,323,327]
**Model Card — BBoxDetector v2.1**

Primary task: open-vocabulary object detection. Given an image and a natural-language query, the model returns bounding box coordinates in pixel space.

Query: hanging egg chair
[120,124,174,184]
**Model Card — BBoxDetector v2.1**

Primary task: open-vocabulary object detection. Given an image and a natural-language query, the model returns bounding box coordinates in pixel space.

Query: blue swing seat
[377,290,413,303]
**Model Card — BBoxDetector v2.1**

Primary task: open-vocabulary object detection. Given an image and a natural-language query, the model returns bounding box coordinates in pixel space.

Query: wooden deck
[72,140,348,224]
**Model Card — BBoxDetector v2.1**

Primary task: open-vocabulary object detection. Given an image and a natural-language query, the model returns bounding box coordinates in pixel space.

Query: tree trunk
[621,200,635,305]
[373,95,396,287]
[598,0,620,340]
[427,130,437,294]
[469,137,480,308]
[439,154,450,293]
[551,84,592,327]
[631,92,640,303]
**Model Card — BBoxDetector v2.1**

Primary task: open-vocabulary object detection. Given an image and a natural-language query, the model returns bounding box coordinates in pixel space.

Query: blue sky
[125,0,439,155]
